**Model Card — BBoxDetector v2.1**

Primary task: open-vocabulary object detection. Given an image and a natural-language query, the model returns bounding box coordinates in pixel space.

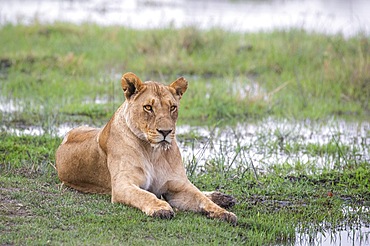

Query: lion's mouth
[148,135,172,148]
[159,138,172,145]
[152,137,172,150]
[148,140,170,151]
[158,134,172,144]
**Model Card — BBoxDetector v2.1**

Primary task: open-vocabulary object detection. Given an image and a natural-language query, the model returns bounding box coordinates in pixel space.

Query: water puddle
[1,123,71,137]
[0,98,23,113]
[2,117,369,174]
[296,225,370,246]
[295,204,370,245]
[229,76,269,101]
[177,118,369,173]
[0,0,369,36]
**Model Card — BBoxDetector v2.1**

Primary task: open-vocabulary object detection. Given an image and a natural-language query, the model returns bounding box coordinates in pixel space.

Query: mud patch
[0,187,31,218]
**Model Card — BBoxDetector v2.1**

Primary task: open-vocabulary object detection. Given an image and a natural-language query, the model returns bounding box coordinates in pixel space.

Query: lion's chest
[131,141,184,197]
[140,156,172,197]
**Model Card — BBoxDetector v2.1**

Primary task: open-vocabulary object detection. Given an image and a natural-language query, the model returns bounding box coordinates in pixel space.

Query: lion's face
[121,73,187,149]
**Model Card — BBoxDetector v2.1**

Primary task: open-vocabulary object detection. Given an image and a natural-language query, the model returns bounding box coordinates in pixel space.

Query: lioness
[56,72,237,224]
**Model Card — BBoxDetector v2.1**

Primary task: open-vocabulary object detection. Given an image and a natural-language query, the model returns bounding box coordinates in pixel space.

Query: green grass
[1,132,369,245]
[1,23,369,245]
[0,23,369,128]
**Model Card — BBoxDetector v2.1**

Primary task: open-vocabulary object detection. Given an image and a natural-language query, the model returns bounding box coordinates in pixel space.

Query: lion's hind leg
[56,126,111,194]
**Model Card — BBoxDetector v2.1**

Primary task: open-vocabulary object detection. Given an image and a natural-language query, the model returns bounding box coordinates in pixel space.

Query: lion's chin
[151,140,172,151]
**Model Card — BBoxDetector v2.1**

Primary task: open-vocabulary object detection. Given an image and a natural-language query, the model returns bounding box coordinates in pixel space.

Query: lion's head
[120,72,187,150]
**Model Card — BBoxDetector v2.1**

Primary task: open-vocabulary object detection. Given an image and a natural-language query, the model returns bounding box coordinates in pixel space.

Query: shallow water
[296,225,370,246]
[0,0,369,36]
[295,203,370,245]
[0,98,22,113]
[2,117,369,173]
[177,118,369,173]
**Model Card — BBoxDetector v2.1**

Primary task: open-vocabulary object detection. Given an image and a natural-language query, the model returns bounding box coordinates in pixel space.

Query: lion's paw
[206,210,237,226]
[152,209,175,219]
[218,211,237,226]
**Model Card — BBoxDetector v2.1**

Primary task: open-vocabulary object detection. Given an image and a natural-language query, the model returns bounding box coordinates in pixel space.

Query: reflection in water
[177,118,369,172]
[297,228,370,246]
[296,224,370,246]
[296,205,370,245]
[0,0,369,36]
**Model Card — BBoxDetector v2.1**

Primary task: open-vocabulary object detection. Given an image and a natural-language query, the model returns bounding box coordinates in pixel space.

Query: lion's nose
[157,129,172,137]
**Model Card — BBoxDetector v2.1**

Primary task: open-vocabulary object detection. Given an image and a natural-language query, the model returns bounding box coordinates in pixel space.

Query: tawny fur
[55,72,237,224]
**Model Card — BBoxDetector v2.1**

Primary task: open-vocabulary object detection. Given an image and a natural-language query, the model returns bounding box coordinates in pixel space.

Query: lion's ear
[170,77,188,99]
[121,72,144,99]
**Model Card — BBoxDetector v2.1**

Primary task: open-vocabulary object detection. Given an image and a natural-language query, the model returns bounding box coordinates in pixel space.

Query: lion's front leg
[112,184,174,219]
[165,181,237,225]
[110,173,174,219]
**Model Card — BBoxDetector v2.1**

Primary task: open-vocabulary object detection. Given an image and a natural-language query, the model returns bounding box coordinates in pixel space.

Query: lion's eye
[170,105,177,111]
[143,105,153,111]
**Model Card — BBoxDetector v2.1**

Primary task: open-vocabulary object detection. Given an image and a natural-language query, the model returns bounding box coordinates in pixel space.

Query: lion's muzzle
[157,128,172,138]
